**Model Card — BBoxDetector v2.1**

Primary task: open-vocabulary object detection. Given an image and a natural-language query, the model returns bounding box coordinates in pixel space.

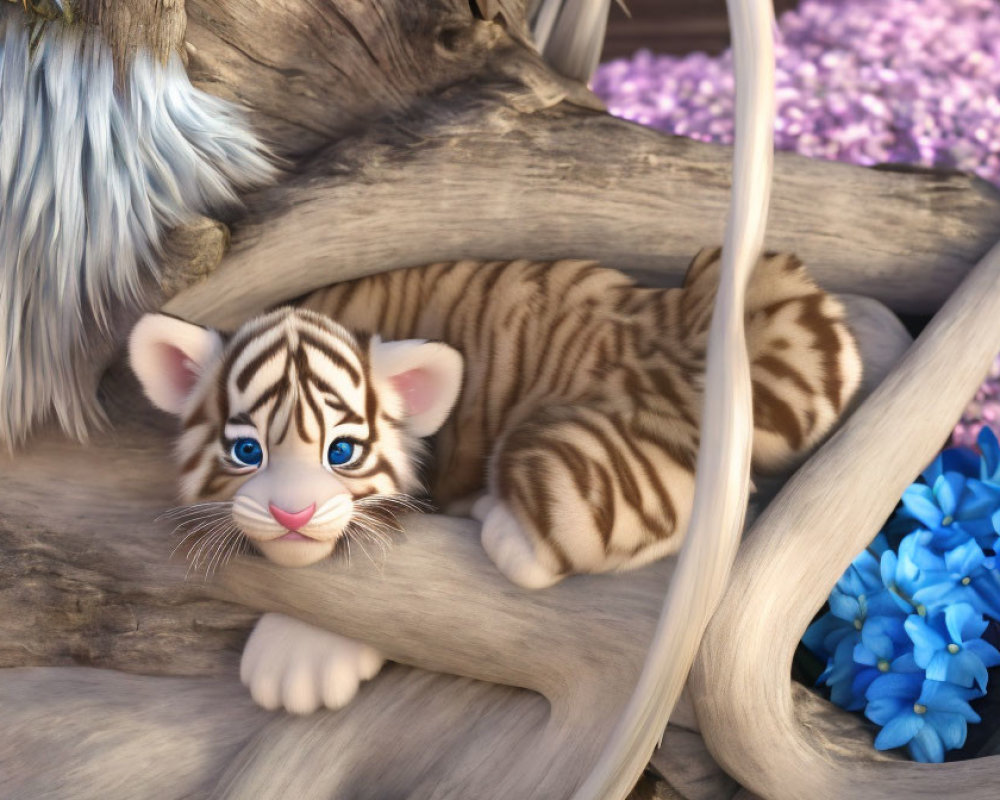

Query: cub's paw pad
[240,613,384,715]
[479,500,560,590]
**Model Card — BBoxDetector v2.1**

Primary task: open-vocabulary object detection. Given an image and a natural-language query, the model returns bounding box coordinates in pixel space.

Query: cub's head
[129,308,463,568]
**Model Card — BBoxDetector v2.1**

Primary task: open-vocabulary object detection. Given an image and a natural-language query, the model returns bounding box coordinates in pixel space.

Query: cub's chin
[252,536,337,568]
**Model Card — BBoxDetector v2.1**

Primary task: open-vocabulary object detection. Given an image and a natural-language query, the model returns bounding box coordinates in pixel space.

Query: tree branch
[165,97,1000,330]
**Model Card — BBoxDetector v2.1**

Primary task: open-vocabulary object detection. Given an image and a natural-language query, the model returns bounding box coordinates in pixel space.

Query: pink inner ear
[161,343,199,398]
[390,368,436,417]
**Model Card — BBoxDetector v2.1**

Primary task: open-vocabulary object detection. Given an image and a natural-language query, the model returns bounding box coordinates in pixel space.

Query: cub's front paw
[240,613,384,715]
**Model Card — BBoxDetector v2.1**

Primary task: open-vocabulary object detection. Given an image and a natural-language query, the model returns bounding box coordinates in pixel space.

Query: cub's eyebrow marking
[299,331,362,386]
[323,395,365,426]
[226,412,256,427]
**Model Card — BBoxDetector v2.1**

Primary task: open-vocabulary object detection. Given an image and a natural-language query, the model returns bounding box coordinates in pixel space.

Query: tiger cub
[129,247,861,713]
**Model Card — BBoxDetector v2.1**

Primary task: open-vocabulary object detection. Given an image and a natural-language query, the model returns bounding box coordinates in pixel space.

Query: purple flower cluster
[803,428,1000,762]
[592,0,1000,183]
[592,0,1000,452]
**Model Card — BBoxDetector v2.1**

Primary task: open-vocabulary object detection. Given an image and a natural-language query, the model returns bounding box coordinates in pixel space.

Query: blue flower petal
[935,473,965,517]
[924,711,970,751]
[802,612,847,659]
[929,447,981,482]
[908,725,945,763]
[898,531,944,571]
[918,681,982,722]
[925,650,987,691]
[860,616,907,660]
[905,615,946,666]
[944,539,985,577]
[829,591,861,624]
[962,480,1000,519]
[965,637,1000,668]
[901,485,944,530]
[851,666,881,700]
[977,427,1000,483]
[912,579,960,616]
[971,570,1000,618]
[865,695,909,726]
[864,671,923,720]
[890,652,921,673]
[944,603,983,643]
[874,712,923,750]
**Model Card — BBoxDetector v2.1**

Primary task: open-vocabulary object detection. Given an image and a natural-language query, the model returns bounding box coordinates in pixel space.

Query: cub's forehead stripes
[218,312,372,449]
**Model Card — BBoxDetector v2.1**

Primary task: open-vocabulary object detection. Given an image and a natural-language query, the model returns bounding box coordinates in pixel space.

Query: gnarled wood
[690,240,1000,797]
[164,95,1000,329]
[5,0,999,797]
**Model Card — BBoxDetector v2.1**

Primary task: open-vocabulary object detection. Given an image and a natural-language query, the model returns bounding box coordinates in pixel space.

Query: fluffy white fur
[0,8,274,448]
[240,613,384,715]
[129,314,226,414]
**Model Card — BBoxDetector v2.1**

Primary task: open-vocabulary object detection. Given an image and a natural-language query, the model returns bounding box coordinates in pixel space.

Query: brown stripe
[605,412,677,534]
[753,353,813,395]
[752,379,804,449]
[298,331,361,386]
[180,430,215,475]
[235,338,286,391]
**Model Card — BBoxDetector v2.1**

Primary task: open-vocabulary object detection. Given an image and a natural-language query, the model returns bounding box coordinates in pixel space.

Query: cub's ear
[371,338,464,437]
[129,314,225,415]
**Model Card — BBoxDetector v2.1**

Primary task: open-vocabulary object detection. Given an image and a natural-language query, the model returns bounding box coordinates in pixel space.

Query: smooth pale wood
[164,98,1000,329]
[690,241,1000,797]
[0,667,266,800]
[574,3,773,795]
[0,665,677,800]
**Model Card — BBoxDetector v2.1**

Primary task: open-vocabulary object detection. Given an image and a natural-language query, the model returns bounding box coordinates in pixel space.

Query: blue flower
[911,538,1000,620]
[802,611,854,661]
[978,426,1000,487]
[865,673,982,763]
[804,550,905,710]
[904,604,1000,691]
[828,550,899,626]
[900,472,1000,550]
[850,615,915,702]
[880,531,941,615]
[817,628,866,710]
[924,446,981,484]
[799,435,1000,765]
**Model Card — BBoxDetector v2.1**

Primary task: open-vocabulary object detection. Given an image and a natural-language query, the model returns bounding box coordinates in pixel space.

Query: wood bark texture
[3,0,1000,798]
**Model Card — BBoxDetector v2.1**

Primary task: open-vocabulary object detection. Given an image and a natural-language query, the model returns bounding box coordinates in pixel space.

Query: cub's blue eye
[231,437,263,467]
[327,438,361,468]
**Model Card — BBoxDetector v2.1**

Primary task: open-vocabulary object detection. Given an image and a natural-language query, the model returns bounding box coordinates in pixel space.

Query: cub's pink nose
[268,502,316,531]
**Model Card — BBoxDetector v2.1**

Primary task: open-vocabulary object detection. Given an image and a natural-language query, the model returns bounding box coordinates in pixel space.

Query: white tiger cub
[129,248,862,714]
[130,308,464,713]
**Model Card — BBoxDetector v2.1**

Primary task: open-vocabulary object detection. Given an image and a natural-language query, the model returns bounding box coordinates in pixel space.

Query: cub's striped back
[300,247,861,587]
